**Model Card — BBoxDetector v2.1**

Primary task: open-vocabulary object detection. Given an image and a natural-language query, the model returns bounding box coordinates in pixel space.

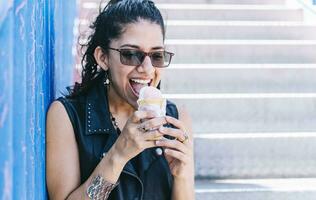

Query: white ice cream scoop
[137,86,166,117]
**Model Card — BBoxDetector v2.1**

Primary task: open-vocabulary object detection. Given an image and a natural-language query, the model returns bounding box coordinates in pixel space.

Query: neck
[107,85,135,117]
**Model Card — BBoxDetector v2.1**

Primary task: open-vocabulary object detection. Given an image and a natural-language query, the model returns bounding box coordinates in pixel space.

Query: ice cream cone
[137,86,166,117]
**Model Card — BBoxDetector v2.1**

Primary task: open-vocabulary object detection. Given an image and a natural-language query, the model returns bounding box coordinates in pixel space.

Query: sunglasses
[108,47,174,68]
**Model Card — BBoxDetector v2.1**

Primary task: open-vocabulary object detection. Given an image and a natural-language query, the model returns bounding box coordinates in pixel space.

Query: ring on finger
[178,131,189,143]
[137,125,147,132]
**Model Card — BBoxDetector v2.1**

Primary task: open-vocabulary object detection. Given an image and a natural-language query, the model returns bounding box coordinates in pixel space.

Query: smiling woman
[46,0,194,200]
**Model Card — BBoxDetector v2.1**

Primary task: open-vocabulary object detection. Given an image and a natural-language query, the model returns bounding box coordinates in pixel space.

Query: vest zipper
[122,170,144,200]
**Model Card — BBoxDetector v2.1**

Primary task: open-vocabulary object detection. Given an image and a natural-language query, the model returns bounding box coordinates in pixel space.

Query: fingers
[164,149,189,164]
[165,116,186,131]
[155,139,189,155]
[130,111,156,123]
[143,130,164,141]
[159,126,186,142]
[139,117,167,131]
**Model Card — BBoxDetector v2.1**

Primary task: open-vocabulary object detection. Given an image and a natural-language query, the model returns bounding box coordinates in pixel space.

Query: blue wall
[0,0,76,199]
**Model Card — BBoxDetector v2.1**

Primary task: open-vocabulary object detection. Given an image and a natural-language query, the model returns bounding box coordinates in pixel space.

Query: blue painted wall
[54,0,77,97]
[0,0,76,199]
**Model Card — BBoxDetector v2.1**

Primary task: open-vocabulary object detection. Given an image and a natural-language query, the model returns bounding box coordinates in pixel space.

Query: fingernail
[155,140,161,145]
[159,126,164,132]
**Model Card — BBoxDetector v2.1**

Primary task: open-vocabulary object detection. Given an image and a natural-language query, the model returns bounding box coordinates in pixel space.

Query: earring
[104,71,110,85]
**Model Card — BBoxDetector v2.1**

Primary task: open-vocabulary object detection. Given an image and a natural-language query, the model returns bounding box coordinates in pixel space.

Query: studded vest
[57,80,178,200]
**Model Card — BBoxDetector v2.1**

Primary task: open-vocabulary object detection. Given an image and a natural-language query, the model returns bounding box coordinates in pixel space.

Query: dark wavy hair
[68,0,165,97]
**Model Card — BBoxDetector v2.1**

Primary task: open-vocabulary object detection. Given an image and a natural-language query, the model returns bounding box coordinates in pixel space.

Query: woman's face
[106,20,165,108]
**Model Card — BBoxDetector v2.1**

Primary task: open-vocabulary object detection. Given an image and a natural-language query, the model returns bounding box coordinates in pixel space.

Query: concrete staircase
[158,0,316,199]
[78,0,316,199]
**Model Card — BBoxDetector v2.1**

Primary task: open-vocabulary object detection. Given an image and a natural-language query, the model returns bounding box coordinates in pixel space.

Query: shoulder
[47,93,86,131]
[46,99,77,149]
[46,99,73,132]
[47,99,68,119]
[47,97,73,119]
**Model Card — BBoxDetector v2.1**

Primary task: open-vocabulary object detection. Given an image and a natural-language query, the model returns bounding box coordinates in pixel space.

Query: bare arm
[46,101,126,200]
[46,101,166,200]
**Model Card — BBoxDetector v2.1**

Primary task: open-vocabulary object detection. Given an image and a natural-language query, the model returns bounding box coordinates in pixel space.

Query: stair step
[82,0,287,7]
[165,97,316,133]
[166,40,316,63]
[161,66,316,93]
[194,133,316,178]
[156,0,286,4]
[159,5,302,21]
[195,178,316,200]
[165,21,316,39]
[81,3,301,21]
[166,20,316,26]
[77,20,316,40]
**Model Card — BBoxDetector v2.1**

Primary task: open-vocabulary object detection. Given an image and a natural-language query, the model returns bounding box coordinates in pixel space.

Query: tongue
[130,81,146,95]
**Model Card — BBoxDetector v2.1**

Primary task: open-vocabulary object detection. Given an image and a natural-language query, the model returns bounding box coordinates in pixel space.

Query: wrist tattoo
[86,175,118,200]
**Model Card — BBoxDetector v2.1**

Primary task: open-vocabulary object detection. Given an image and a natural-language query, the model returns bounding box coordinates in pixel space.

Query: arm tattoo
[86,175,118,200]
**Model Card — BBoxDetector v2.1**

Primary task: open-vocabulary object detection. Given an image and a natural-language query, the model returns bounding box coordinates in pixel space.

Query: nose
[137,55,154,74]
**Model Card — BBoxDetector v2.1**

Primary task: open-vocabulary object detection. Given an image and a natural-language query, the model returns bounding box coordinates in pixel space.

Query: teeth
[131,79,151,84]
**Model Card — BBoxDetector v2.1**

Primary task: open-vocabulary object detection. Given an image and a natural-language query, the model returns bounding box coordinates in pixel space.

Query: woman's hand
[156,116,194,180]
[111,110,167,164]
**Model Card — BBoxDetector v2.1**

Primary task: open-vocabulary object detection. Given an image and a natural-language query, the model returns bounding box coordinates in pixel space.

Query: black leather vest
[57,80,178,200]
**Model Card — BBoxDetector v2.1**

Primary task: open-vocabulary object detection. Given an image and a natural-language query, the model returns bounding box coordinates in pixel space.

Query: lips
[129,78,152,96]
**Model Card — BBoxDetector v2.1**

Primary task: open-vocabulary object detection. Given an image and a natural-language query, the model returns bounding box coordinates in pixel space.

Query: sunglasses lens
[151,51,165,67]
[120,49,143,66]
[119,49,173,67]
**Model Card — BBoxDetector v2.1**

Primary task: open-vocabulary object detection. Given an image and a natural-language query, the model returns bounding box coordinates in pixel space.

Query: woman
[46,0,194,199]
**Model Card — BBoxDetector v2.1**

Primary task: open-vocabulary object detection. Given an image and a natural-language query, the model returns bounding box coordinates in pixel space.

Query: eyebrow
[120,44,164,50]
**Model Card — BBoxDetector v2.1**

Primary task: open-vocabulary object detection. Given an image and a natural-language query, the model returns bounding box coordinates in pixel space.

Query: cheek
[154,69,163,86]
[109,66,130,90]
[113,71,129,89]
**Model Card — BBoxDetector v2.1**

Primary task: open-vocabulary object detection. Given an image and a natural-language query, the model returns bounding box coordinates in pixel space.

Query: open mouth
[129,78,152,97]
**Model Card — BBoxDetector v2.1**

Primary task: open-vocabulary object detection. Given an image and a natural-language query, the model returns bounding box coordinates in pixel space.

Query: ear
[94,46,109,71]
